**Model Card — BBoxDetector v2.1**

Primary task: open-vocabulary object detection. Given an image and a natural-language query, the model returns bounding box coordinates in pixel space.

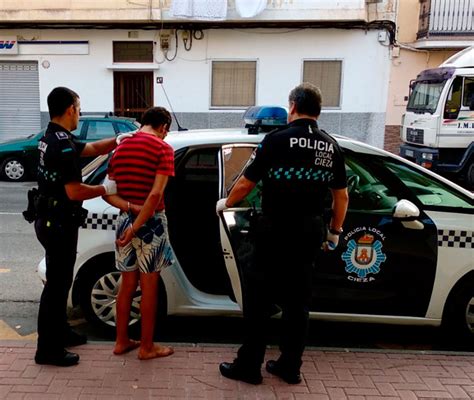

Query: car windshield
[407,81,445,114]
[383,159,473,210]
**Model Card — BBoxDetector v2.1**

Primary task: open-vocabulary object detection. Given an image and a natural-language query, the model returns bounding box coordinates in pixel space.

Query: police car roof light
[243,106,288,134]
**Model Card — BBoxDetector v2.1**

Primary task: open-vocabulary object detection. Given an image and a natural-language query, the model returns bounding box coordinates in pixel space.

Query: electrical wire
[193,29,204,40]
[183,30,192,51]
[165,28,178,61]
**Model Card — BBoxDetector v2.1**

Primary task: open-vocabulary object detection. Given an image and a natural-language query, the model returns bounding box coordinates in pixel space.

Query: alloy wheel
[90,271,141,327]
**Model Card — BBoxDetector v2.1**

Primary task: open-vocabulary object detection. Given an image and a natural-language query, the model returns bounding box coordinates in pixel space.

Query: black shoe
[64,330,87,347]
[219,361,263,385]
[266,360,301,384]
[35,349,80,367]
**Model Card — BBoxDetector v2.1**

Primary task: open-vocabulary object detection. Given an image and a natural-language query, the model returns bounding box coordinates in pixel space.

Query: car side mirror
[393,199,424,230]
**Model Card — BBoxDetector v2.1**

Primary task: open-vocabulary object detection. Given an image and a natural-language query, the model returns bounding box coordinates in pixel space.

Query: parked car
[0,115,139,181]
[37,107,474,340]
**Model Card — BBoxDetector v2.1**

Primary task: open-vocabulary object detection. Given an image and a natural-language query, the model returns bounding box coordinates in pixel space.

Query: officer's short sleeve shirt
[244,119,347,216]
[37,122,86,203]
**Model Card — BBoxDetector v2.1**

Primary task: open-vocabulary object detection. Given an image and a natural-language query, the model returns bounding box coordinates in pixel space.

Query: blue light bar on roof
[243,106,288,127]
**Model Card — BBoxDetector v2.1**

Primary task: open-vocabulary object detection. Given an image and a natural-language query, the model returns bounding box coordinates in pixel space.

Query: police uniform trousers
[35,217,78,354]
[236,214,324,372]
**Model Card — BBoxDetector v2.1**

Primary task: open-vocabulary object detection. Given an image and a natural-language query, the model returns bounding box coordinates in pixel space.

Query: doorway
[113,71,153,122]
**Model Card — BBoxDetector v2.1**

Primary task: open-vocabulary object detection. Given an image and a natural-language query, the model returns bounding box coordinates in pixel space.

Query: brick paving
[1,340,474,399]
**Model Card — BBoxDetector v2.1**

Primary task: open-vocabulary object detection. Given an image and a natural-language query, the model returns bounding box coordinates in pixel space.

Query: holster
[22,188,87,227]
[22,188,40,223]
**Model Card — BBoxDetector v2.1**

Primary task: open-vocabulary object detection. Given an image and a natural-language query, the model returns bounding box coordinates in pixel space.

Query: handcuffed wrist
[329,227,343,235]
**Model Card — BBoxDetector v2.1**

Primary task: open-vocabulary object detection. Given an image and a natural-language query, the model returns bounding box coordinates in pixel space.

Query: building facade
[0,0,395,148]
[384,0,474,153]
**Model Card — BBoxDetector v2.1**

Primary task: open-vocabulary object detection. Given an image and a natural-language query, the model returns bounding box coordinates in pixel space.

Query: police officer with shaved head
[217,83,349,384]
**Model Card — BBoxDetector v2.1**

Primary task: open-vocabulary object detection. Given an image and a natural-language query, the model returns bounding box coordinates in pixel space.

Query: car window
[86,121,116,140]
[117,122,135,133]
[222,146,255,194]
[83,155,110,184]
[70,120,84,137]
[344,154,399,212]
[383,160,473,209]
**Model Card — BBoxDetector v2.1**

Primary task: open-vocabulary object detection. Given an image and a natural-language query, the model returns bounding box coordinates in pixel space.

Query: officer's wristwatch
[329,227,343,235]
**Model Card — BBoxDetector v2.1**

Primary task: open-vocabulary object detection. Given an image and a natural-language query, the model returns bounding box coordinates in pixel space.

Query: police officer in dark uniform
[217,83,349,384]
[33,87,118,366]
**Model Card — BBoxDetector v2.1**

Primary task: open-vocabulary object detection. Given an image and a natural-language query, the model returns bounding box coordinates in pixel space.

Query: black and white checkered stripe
[82,213,118,231]
[437,229,473,248]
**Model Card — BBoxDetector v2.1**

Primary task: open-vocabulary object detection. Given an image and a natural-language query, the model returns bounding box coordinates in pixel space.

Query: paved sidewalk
[1,340,474,399]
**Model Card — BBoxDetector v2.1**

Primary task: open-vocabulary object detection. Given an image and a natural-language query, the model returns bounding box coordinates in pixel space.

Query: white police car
[37,107,474,340]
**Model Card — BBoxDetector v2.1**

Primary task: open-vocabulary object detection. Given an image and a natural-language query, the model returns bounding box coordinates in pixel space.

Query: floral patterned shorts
[115,211,175,274]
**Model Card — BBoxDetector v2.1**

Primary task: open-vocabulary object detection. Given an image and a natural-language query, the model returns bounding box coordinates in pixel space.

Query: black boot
[219,360,263,385]
[64,329,87,347]
[35,349,79,367]
[266,359,301,384]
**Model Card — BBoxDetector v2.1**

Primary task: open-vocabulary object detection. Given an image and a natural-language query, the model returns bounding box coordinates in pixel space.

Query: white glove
[102,175,117,195]
[321,230,340,251]
[116,131,135,145]
[216,198,229,215]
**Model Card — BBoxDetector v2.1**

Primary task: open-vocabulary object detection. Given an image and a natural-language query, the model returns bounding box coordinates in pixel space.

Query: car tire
[78,261,167,332]
[1,157,27,181]
[443,280,474,342]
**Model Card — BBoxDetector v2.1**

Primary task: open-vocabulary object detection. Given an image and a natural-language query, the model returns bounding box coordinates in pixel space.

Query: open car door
[217,144,259,308]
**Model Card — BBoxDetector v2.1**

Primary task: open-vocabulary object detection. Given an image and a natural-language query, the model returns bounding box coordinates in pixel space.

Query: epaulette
[55,131,69,140]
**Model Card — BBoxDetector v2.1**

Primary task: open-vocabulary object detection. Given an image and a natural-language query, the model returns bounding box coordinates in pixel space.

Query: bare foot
[113,340,140,355]
[138,344,174,360]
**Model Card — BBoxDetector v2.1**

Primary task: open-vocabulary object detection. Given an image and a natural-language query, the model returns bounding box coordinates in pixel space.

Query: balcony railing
[418,0,474,39]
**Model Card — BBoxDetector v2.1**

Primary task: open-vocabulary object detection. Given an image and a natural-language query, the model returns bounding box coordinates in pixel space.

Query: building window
[113,41,153,63]
[303,60,342,108]
[211,61,256,107]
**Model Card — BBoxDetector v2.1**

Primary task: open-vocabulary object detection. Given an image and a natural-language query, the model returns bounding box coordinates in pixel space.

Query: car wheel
[78,263,167,331]
[1,157,26,181]
[79,265,142,329]
[443,280,474,342]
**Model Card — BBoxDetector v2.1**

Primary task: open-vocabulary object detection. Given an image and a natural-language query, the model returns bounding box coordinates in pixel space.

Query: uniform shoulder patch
[55,131,69,140]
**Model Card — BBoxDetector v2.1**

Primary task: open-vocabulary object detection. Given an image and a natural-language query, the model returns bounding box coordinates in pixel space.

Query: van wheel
[79,265,141,330]
[443,280,474,342]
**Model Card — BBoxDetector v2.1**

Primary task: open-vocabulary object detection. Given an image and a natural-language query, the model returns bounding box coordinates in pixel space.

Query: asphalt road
[0,181,43,338]
[0,181,472,352]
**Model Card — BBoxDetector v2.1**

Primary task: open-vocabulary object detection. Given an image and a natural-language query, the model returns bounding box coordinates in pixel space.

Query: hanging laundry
[170,0,228,21]
[235,0,266,18]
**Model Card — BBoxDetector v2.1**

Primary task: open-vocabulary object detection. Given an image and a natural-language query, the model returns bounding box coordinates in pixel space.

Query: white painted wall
[0,28,391,146]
